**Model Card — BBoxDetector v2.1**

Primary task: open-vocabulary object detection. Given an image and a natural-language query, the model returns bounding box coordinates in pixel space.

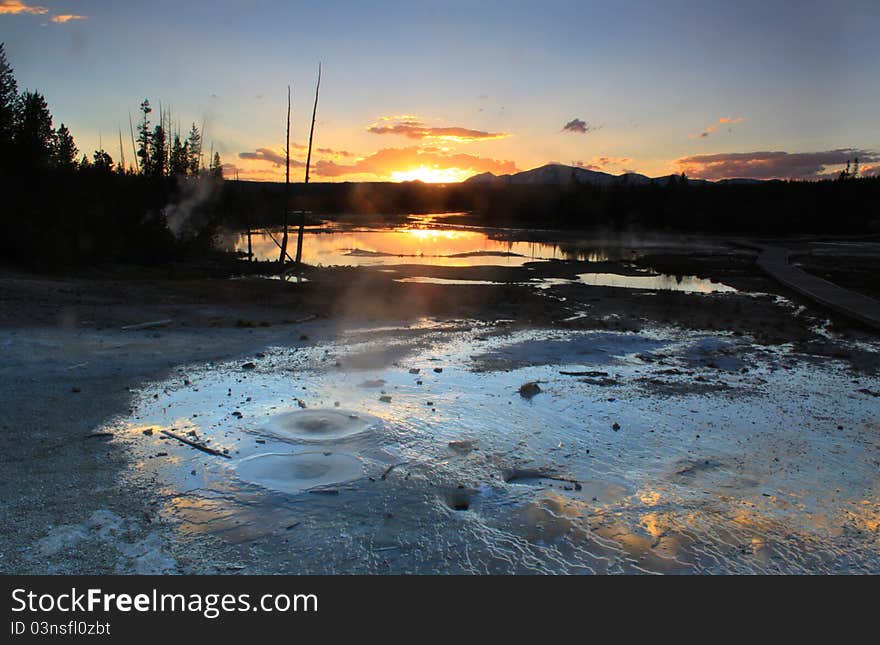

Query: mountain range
[464,163,764,186]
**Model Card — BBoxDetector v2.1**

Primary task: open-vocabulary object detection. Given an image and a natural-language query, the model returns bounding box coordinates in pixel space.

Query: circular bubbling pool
[262,409,381,442]
[236,452,364,494]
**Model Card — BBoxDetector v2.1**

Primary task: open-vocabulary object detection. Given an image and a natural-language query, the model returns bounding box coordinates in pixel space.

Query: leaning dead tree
[279,85,292,265]
[295,62,321,266]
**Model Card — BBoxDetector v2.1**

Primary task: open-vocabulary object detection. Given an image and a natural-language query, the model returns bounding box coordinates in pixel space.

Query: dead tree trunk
[295,63,321,267]
[279,85,291,266]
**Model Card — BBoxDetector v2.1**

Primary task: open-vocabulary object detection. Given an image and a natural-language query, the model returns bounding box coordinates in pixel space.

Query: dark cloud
[676,149,879,180]
[694,117,744,139]
[574,156,631,170]
[317,147,353,157]
[562,118,596,134]
[238,147,305,168]
[368,117,509,142]
[313,146,518,178]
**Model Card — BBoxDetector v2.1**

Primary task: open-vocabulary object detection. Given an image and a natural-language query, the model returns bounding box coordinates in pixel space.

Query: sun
[389,165,471,183]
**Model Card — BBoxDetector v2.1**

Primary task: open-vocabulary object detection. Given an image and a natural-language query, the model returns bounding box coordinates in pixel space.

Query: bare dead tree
[128,111,139,173]
[279,85,291,266]
[117,127,126,172]
[295,62,321,266]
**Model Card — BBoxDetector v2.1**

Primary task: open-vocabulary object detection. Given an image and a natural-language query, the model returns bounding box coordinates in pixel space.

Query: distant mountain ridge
[465,163,762,186]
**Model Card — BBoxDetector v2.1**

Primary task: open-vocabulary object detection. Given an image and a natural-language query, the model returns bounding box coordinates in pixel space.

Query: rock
[142,428,153,436]
[448,440,475,454]
[518,382,541,399]
[433,367,443,373]
[612,422,620,431]
[379,395,392,403]
[71,387,81,393]
[255,352,266,358]
[409,368,420,374]
[232,411,243,418]
[242,362,256,370]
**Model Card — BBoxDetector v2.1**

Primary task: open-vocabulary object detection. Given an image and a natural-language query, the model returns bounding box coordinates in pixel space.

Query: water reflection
[394,274,737,293]
[577,272,737,293]
[231,223,615,266]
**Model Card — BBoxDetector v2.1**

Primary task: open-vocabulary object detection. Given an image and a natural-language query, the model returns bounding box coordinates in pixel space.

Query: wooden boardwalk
[754,245,880,330]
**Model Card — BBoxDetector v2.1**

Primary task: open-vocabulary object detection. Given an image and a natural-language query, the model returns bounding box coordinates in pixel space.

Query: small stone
[518,382,541,399]
[379,395,392,403]
[242,362,256,370]
[409,368,420,374]
[612,422,620,431]
[433,367,443,373]
[142,428,154,436]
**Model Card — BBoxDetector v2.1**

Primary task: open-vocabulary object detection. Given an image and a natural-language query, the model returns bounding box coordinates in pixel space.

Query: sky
[2,0,879,182]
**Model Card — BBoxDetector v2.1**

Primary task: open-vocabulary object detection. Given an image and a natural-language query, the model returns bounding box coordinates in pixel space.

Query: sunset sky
[2,0,878,182]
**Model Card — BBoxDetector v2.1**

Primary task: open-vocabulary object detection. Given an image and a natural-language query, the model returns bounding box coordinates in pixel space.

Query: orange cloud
[50,14,87,23]
[575,156,631,170]
[313,146,518,180]
[0,1,48,15]
[693,116,745,139]
[238,135,517,182]
[368,116,509,143]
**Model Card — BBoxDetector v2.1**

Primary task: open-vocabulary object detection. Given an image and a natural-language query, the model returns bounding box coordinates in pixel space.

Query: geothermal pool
[106,320,880,574]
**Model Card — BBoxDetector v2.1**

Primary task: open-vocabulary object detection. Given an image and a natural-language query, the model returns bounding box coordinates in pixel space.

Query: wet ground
[2,227,879,574]
[4,315,877,574]
[113,322,880,573]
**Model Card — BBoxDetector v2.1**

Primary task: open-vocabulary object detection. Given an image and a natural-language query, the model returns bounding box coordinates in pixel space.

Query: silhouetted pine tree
[169,134,187,176]
[210,151,223,179]
[0,43,17,172]
[136,99,151,175]
[51,123,78,170]
[92,149,114,172]
[148,124,166,177]
[15,90,54,171]
[186,123,201,176]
